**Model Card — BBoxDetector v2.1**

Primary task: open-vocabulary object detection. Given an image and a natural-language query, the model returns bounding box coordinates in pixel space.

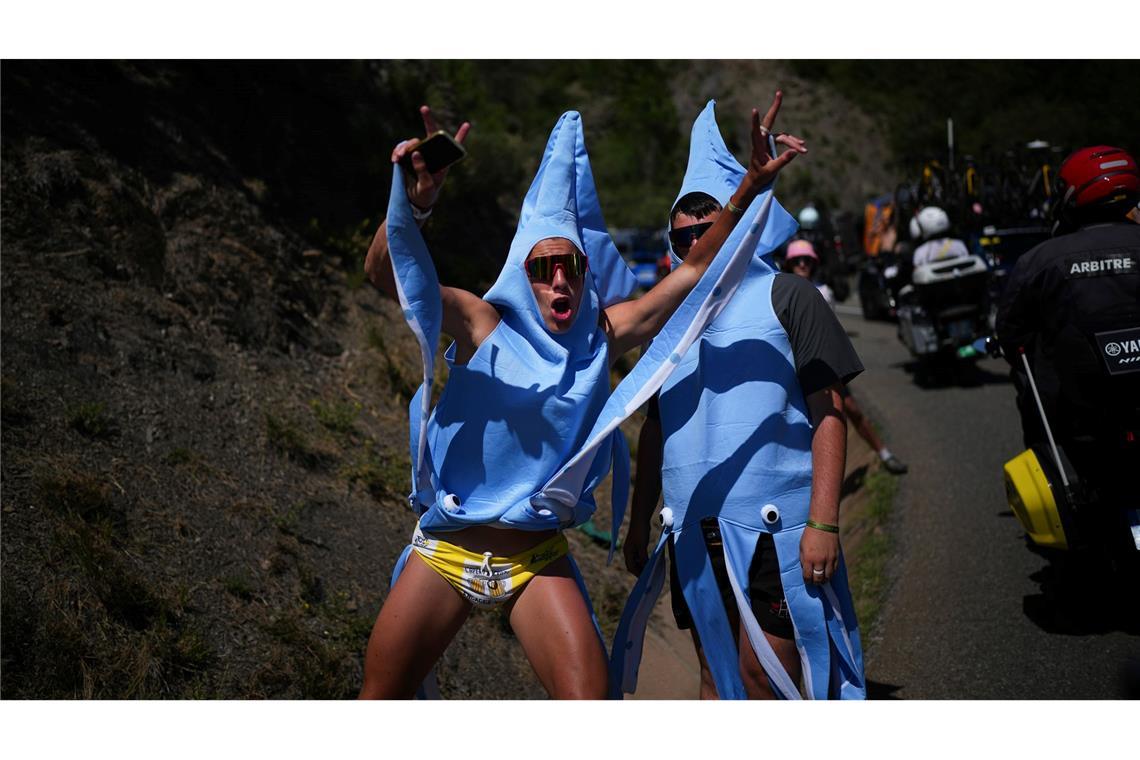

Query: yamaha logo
[1096,328,1140,375]
[1105,338,1140,356]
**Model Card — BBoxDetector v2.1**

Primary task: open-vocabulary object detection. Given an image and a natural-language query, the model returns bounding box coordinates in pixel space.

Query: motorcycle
[895,252,991,371]
[857,249,908,321]
[982,335,1140,579]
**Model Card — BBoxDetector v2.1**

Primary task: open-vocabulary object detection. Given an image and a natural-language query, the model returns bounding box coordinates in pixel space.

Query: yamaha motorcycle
[984,334,1140,581]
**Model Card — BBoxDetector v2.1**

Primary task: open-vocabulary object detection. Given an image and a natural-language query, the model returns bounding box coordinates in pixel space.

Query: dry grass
[68,401,117,439]
[2,467,215,698]
[264,411,338,470]
[337,440,409,500]
[309,398,360,435]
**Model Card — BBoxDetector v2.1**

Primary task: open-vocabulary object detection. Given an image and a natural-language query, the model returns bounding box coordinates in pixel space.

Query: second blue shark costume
[608,101,867,700]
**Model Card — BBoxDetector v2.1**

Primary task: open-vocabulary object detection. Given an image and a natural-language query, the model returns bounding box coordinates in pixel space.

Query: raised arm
[623,395,664,577]
[602,92,807,357]
[363,106,499,362]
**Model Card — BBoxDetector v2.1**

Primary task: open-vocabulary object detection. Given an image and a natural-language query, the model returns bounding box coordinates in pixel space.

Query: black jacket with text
[996,222,1140,463]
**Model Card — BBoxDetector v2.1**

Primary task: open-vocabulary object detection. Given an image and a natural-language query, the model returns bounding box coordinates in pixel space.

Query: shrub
[309,398,360,435]
[68,402,116,438]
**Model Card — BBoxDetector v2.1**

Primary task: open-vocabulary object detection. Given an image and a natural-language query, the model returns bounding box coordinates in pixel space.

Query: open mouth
[551,295,573,322]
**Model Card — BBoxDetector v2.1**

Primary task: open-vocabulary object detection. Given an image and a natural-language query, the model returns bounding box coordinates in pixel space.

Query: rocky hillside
[669,60,897,213]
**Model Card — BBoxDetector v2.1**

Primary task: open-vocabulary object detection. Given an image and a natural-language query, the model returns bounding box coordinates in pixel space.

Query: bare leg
[691,630,719,700]
[508,556,608,699]
[689,613,801,700]
[844,393,885,452]
[358,552,472,699]
[738,617,802,699]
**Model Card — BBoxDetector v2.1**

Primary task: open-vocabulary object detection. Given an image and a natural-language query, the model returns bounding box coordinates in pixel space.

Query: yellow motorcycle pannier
[1003,448,1069,550]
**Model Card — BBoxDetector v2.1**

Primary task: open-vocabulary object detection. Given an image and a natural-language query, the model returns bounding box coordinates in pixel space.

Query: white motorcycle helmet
[915,206,950,239]
[908,216,922,240]
[798,206,820,230]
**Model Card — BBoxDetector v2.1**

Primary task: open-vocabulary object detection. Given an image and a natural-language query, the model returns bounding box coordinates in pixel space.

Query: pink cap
[786,239,818,261]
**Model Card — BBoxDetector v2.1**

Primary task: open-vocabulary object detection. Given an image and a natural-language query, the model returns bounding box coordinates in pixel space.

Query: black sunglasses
[524,252,589,282]
[668,222,714,255]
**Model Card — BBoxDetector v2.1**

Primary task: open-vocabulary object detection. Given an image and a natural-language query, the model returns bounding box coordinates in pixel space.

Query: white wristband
[410,203,433,222]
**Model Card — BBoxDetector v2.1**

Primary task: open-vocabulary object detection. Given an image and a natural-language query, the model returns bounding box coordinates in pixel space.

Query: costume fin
[607,530,669,697]
[673,525,747,699]
[386,165,443,507]
[608,429,630,565]
[719,520,802,699]
[822,556,866,698]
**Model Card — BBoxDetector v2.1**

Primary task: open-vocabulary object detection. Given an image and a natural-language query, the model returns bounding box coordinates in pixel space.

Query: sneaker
[882,455,908,475]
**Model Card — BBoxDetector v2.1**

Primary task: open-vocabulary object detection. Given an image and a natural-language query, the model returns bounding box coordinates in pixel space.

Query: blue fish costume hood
[607,101,866,700]
[388,111,637,537]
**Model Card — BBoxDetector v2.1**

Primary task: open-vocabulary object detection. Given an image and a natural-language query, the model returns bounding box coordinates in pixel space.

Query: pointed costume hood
[667,100,798,270]
[386,111,635,532]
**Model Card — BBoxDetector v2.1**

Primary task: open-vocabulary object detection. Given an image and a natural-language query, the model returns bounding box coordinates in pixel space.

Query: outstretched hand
[746,91,807,189]
[391,105,471,211]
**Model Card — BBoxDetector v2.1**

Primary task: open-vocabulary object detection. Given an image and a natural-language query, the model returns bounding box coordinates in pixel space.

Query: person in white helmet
[798,204,821,231]
[911,206,969,268]
[785,240,908,476]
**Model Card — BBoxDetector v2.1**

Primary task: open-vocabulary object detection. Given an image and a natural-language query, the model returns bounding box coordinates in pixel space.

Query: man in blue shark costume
[613,101,867,700]
[357,98,804,699]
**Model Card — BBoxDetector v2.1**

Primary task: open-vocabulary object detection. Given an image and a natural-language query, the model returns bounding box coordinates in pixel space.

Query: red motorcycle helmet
[1054,145,1140,211]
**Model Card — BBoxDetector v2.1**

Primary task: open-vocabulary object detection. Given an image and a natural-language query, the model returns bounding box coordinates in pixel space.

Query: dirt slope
[0,65,641,699]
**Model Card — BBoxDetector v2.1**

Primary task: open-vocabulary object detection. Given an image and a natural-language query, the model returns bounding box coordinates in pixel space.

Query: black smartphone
[398,130,467,176]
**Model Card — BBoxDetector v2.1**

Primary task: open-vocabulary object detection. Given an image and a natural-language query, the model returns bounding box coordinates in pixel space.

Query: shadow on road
[1022,552,1140,639]
[866,678,902,700]
[892,359,1012,390]
[1116,658,1140,699]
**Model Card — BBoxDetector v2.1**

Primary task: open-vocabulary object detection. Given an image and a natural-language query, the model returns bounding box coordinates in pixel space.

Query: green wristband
[806,519,839,534]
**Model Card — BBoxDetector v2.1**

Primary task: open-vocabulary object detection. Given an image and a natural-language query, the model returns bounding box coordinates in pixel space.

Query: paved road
[837,305,1139,699]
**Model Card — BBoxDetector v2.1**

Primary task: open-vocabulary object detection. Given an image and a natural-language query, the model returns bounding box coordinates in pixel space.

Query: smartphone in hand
[398,130,467,176]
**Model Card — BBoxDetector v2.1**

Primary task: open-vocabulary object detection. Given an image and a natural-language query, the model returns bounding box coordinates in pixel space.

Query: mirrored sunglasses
[524,252,589,282]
